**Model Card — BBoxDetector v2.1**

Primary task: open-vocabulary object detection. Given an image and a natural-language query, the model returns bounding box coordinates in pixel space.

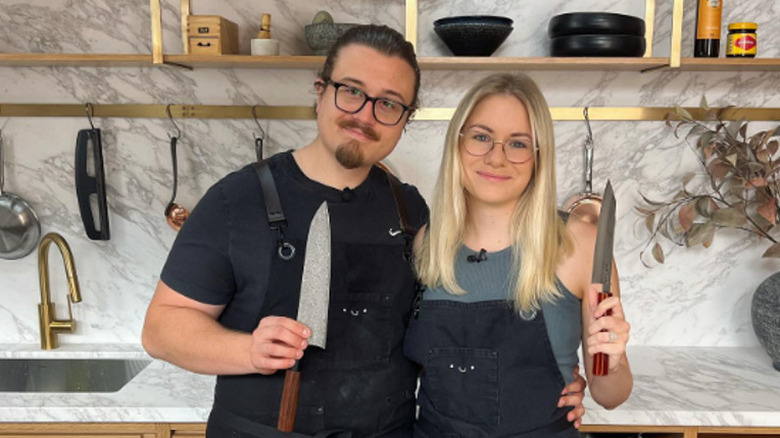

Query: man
[142,25,586,437]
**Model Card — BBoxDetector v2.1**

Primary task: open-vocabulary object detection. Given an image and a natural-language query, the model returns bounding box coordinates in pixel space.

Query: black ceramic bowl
[550,34,646,57]
[434,15,514,57]
[548,12,645,38]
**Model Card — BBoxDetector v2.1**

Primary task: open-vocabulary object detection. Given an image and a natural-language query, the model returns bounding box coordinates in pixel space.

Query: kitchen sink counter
[0,343,214,422]
[1,344,779,427]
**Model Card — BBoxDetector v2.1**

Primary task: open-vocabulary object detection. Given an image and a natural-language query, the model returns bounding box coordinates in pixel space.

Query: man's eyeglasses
[326,80,411,126]
[459,128,537,164]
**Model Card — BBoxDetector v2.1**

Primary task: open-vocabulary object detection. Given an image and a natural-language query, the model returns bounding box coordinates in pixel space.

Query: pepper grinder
[251,13,280,56]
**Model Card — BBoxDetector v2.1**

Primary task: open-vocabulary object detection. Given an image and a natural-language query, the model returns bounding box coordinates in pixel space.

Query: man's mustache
[339,119,380,141]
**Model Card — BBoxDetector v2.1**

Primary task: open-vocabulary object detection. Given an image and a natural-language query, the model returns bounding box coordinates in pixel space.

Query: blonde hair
[415,73,573,312]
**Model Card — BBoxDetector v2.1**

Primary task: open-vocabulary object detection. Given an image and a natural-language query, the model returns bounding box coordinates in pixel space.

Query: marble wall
[0,0,778,350]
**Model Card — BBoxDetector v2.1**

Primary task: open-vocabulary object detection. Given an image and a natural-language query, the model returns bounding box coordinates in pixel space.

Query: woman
[404,73,632,437]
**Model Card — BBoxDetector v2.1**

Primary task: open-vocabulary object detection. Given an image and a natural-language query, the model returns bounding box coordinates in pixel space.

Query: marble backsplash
[0,0,778,350]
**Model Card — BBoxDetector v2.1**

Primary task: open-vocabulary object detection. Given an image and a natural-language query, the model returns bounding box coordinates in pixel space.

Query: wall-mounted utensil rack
[1,104,777,122]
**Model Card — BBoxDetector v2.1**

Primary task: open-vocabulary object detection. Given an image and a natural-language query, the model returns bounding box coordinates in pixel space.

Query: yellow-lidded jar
[726,22,758,57]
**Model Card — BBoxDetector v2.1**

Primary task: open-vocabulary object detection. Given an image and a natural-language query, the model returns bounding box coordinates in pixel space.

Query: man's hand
[250,316,311,375]
[558,365,587,428]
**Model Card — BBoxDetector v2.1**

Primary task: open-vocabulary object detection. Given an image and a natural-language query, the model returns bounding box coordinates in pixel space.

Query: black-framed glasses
[326,80,411,126]
[459,128,537,164]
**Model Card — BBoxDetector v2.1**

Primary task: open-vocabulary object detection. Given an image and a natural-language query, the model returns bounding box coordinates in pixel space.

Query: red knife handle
[277,369,301,432]
[593,292,613,376]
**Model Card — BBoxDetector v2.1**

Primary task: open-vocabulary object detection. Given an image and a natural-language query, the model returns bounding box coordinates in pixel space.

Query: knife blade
[278,201,331,432]
[591,180,616,377]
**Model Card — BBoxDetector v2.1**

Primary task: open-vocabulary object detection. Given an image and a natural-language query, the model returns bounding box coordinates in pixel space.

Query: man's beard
[334,119,380,169]
[335,142,364,169]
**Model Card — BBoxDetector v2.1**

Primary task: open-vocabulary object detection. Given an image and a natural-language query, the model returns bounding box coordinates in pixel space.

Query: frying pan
[164,135,189,231]
[548,12,645,38]
[563,108,603,224]
[164,106,189,232]
[0,130,41,259]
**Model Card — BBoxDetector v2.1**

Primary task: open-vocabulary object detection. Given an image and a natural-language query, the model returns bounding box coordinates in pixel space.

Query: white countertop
[1,344,779,427]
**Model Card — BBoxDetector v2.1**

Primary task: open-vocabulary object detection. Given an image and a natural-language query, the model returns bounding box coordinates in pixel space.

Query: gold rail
[0,104,777,121]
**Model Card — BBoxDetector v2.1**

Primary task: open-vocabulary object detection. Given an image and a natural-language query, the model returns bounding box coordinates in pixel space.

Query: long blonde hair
[415,73,573,312]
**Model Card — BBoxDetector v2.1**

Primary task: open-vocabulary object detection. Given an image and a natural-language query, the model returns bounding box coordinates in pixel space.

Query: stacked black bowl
[434,15,514,57]
[548,12,646,57]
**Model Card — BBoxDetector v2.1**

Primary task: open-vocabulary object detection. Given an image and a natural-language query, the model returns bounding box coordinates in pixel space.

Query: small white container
[251,39,280,56]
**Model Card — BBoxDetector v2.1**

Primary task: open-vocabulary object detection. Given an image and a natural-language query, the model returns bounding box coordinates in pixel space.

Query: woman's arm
[581,260,633,409]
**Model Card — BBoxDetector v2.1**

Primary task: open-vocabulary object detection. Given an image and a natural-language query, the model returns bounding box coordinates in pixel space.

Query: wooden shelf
[1,53,779,73]
[0,53,152,67]
[163,54,325,69]
[418,56,670,71]
[677,57,780,71]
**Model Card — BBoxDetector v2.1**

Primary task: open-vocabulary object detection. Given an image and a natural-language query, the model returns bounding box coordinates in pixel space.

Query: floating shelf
[677,57,780,71]
[163,54,324,69]
[417,57,670,72]
[1,53,779,73]
[0,53,152,67]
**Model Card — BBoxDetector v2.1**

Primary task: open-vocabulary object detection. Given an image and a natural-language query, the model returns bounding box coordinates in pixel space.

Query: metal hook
[252,106,266,161]
[583,107,594,146]
[251,105,266,141]
[85,103,96,130]
[166,104,182,139]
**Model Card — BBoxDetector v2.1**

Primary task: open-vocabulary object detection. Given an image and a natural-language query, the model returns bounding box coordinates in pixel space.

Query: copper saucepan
[563,108,603,224]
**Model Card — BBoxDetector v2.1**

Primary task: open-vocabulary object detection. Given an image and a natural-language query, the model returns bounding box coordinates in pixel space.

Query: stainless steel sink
[0,358,151,392]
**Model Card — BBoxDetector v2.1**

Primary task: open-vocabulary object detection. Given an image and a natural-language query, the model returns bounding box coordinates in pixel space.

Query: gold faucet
[38,232,82,350]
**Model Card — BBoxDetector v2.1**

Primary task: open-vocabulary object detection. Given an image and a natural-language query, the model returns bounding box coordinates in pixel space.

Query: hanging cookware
[74,104,110,240]
[165,105,189,231]
[563,107,603,224]
[0,129,42,259]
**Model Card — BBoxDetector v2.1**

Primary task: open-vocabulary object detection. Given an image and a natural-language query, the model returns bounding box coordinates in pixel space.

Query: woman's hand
[586,284,630,374]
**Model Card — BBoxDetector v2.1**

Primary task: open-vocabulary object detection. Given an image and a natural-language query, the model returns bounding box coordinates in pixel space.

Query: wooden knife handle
[593,292,613,377]
[277,368,301,432]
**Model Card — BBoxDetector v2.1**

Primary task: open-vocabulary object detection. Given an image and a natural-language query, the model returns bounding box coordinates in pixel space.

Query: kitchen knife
[278,201,331,432]
[591,180,616,377]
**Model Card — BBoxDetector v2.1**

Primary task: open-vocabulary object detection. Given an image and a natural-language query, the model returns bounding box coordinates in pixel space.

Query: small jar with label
[726,22,758,57]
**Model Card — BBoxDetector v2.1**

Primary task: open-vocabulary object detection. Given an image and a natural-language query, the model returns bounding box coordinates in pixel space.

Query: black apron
[208,170,419,438]
[404,299,579,438]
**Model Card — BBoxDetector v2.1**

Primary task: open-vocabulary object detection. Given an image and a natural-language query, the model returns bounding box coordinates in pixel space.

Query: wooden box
[187,15,239,55]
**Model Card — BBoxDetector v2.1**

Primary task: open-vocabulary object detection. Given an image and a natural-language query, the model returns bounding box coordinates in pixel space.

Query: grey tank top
[422,245,582,384]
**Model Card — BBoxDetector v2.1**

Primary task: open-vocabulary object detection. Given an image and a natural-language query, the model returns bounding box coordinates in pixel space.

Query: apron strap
[253,159,295,260]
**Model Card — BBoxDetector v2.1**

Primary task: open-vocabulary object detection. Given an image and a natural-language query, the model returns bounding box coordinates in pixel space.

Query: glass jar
[726,22,758,57]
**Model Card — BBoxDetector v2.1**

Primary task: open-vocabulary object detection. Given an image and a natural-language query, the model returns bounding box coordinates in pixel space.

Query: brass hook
[165,104,182,139]
[84,103,96,130]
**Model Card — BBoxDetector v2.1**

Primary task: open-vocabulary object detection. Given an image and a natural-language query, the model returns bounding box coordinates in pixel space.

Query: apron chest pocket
[424,347,500,425]
[318,292,393,370]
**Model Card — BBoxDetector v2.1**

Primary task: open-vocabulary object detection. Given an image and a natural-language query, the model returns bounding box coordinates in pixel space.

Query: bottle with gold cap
[726,22,757,58]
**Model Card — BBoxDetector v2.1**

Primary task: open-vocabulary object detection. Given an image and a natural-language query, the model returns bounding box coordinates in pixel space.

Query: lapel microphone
[466,248,488,263]
[341,187,355,202]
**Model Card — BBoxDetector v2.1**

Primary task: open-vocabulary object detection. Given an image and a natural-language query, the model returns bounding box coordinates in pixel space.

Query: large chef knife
[278,201,331,432]
[592,180,616,377]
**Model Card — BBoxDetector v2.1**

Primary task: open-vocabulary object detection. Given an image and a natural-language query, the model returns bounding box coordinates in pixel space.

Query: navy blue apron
[208,168,419,438]
[404,299,579,438]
